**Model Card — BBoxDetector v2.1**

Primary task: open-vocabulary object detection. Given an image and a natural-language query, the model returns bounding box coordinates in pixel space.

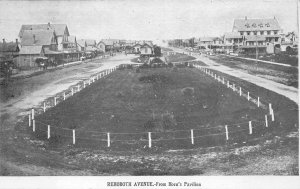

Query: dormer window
[267,31,271,35]
[247,32,250,35]
[245,23,250,28]
[265,23,270,27]
[258,23,263,28]
[252,23,257,28]
[260,31,264,35]
[254,31,257,35]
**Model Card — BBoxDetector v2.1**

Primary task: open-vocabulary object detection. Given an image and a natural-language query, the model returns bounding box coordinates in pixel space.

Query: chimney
[47,22,51,30]
[2,38,5,44]
[33,34,36,44]
[245,16,247,20]
[16,38,18,44]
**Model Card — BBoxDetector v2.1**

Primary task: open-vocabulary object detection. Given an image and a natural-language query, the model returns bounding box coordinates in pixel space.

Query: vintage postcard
[0,0,299,188]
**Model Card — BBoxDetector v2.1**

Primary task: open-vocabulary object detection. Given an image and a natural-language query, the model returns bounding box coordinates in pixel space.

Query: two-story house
[231,17,281,55]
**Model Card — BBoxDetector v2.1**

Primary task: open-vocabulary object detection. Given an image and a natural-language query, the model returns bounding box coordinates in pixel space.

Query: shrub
[168,62,174,68]
[136,67,141,73]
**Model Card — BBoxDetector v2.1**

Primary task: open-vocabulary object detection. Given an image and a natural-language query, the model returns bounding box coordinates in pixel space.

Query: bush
[136,67,141,73]
[126,64,133,69]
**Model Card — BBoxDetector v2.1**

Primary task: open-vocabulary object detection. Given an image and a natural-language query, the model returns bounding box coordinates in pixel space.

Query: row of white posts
[194,65,275,122]
[42,66,118,113]
[29,105,273,147]
[29,66,119,144]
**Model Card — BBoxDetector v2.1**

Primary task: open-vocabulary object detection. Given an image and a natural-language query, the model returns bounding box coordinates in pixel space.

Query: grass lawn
[165,53,196,63]
[32,67,279,151]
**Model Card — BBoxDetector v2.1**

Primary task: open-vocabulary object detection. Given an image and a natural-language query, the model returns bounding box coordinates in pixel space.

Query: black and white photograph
[0,0,299,188]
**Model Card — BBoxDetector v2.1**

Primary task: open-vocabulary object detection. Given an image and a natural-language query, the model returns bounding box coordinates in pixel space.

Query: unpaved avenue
[0,54,135,175]
[170,48,298,104]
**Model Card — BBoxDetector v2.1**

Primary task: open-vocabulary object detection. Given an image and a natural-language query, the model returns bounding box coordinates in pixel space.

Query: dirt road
[0,54,135,175]
[170,48,298,104]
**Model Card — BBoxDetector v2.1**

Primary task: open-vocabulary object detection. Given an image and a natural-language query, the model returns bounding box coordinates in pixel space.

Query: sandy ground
[170,48,298,104]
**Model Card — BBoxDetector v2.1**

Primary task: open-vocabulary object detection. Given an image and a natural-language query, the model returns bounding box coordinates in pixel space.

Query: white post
[47,125,50,139]
[97,74,99,80]
[249,121,252,134]
[107,133,110,147]
[148,132,152,148]
[222,77,225,84]
[29,114,31,127]
[225,125,229,140]
[214,74,217,80]
[54,97,57,106]
[191,129,194,145]
[265,115,268,127]
[257,97,260,107]
[77,85,80,92]
[73,130,76,145]
[43,102,46,112]
[247,92,250,101]
[63,92,66,100]
[239,87,242,96]
[84,82,86,88]
[269,103,272,115]
[227,81,229,88]
[89,79,91,85]
[31,108,34,120]
[233,84,235,91]
[33,119,35,132]
[271,109,275,121]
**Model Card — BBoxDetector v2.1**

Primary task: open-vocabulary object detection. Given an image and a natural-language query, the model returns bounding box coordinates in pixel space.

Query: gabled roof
[0,41,19,52]
[77,39,86,47]
[19,23,69,38]
[233,18,281,32]
[68,35,77,43]
[19,45,44,55]
[141,43,153,48]
[21,30,56,46]
[100,39,116,46]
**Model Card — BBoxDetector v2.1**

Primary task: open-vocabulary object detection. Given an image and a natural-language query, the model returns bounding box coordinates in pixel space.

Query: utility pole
[256,30,258,70]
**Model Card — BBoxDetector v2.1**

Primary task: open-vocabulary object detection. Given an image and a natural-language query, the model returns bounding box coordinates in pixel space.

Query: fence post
[73,130,76,145]
[269,103,272,115]
[43,102,46,112]
[227,81,229,88]
[191,129,194,144]
[89,79,91,85]
[77,85,80,92]
[247,92,250,101]
[257,97,260,107]
[63,92,66,100]
[29,114,31,127]
[265,115,268,127]
[233,84,235,91]
[47,125,50,139]
[148,132,152,148]
[271,109,275,121]
[249,121,252,134]
[31,108,35,120]
[239,87,242,96]
[54,97,57,106]
[225,125,229,140]
[222,77,225,84]
[97,74,99,80]
[214,74,217,80]
[107,133,110,147]
[33,119,35,132]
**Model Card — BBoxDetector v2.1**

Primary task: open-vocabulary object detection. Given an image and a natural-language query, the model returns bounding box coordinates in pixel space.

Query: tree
[153,45,162,57]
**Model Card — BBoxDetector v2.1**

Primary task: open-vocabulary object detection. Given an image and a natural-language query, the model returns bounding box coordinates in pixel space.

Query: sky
[0,0,298,41]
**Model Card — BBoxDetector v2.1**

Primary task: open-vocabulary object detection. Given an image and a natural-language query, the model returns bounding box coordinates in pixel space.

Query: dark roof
[0,41,19,52]
[19,45,44,55]
[19,23,69,38]
[233,18,281,32]
[21,30,56,46]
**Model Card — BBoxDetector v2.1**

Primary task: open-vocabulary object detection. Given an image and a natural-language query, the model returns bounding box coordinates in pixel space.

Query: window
[145,48,148,53]
[274,31,278,35]
[254,31,257,35]
[260,31,264,35]
[267,31,271,35]
[247,32,250,35]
